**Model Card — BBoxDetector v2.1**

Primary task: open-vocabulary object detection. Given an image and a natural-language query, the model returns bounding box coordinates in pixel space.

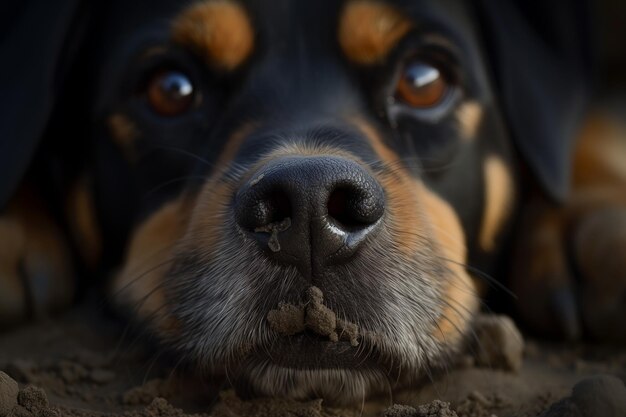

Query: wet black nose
[234,156,385,275]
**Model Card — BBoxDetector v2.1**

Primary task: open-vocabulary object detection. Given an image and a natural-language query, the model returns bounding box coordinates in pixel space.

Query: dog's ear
[475,0,592,201]
[0,0,92,208]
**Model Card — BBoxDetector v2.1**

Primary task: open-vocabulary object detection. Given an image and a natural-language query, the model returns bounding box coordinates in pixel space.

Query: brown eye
[146,70,195,116]
[395,60,448,108]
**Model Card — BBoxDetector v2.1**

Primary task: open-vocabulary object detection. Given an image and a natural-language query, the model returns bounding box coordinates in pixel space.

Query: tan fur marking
[172,0,254,70]
[457,101,483,141]
[66,176,101,268]
[0,218,28,323]
[180,124,259,260]
[139,46,169,60]
[479,155,513,252]
[420,184,476,343]
[352,119,424,255]
[351,118,476,342]
[1,186,74,318]
[339,1,413,65]
[573,113,626,189]
[112,197,192,335]
[108,114,140,162]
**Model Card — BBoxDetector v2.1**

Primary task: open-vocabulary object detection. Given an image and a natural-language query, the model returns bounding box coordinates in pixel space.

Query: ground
[0,304,624,417]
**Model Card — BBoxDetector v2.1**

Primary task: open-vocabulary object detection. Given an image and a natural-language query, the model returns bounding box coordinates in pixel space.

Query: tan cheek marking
[66,176,101,268]
[456,101,483,141]
[179,123,259,257]
[420,184,477,343]
[351,118,476,342]
[112,197,192,335]
[172,0,254,70]
[351,119,425,256]
[379,174,424,256]
[479,155,513,252]
[107,114,140,161]
[339,0,413,65]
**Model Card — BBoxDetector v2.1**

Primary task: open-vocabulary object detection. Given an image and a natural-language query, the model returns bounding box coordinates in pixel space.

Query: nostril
[327,185,384,229]
[265,190,292,224]
[237,189,292,231]
[327,188,352,226]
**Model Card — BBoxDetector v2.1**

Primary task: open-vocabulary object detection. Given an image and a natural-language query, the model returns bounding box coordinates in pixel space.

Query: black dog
[2,0,624,404]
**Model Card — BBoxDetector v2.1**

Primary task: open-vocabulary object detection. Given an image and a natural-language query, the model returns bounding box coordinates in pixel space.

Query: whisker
[436,256,517,299]
[142,175,211,199]
[151,145,216,168]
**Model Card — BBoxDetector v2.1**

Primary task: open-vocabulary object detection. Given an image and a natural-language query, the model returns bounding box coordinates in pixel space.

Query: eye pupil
[396,60,448,108]
[147,70,195,116]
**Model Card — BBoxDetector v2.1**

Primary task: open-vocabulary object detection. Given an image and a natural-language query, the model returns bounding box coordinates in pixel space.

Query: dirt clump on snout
[266,286,360,346]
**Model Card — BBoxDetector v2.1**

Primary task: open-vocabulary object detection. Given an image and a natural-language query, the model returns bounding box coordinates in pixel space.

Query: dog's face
[92,0,517,403]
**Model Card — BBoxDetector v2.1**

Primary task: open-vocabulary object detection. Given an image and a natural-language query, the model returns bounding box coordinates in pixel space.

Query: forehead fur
[171,0,254,70]
[339,0,413,65]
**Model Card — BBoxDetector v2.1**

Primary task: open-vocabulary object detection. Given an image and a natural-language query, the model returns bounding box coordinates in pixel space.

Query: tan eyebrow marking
[171,0,254,70]
[338,0,414,65]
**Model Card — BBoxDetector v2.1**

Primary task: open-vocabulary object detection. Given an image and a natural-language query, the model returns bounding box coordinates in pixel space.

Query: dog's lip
[254,332,379,369]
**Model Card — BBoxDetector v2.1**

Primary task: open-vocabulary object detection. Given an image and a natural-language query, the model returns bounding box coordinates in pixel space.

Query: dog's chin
[230,334,404,405]
[237,359,391,405]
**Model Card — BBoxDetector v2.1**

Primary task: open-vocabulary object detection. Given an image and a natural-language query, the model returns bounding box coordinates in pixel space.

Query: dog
[1,0,625,405]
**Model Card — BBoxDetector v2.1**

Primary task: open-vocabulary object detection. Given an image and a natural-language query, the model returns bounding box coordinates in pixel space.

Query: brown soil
[267,286,360,345]
[0,306,625,417]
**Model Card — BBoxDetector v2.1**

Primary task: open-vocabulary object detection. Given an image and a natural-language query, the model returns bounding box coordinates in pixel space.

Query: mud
[1,305,625,417]
[266,303,306,336]
[267,286,360,345]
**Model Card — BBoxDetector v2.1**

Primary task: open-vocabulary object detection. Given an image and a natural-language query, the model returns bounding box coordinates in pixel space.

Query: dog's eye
[146,70,195,116]
[395,60,448,108]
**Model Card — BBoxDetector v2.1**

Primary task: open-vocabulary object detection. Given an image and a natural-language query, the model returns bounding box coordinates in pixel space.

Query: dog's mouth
[252,286,378,369]
[253,331,380,369]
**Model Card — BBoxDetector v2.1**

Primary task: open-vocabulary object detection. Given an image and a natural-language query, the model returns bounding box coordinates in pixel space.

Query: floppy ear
[475,0,592,201]
[0,0,92,208]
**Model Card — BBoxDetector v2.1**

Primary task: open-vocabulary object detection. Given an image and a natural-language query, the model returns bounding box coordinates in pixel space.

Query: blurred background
[595,0,626,96]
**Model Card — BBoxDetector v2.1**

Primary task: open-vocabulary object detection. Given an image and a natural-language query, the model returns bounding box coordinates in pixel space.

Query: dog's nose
[234,156,384,274]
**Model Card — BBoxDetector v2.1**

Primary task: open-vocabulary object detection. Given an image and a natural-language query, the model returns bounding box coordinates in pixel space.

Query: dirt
[266,303,306,336]
[539,375,626,417]
[471,315,524,372]
[1,305,625,417]
[382,401,457,417]
[254,218,291,252]
[0,371,19,415]
[267,286,361,345]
